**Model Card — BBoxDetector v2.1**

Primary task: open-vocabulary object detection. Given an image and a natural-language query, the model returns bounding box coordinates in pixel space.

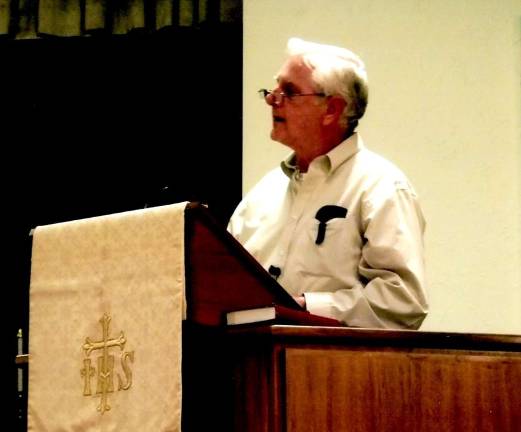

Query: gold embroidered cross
[82,313,126,413]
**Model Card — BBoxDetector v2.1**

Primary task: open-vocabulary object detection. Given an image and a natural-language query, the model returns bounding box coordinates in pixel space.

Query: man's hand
[293,295,306,309]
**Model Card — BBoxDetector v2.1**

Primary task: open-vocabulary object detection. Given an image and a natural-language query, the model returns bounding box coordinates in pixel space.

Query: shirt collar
[280,133,364,179]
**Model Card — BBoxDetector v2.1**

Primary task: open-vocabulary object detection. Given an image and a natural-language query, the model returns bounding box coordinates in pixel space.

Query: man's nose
[266,91,284,107]
[265,92,277,106]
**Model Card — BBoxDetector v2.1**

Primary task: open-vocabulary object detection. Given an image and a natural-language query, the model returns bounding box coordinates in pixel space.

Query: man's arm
[304,186,428,329]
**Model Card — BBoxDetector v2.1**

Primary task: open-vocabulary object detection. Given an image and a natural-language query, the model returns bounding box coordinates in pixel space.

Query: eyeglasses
[258,88,326,106]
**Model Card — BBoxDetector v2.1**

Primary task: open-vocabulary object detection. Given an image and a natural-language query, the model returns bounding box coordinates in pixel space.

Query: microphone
[268,265,281,280]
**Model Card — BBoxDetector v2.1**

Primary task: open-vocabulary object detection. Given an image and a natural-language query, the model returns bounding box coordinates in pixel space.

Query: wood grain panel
[285,347,521,432]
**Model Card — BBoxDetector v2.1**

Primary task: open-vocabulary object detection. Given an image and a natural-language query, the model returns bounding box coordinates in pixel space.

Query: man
[228,38,428,329]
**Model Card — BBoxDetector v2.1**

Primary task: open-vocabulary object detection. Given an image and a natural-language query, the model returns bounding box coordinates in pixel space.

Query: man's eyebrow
[275,75,292,85]
[274,76,301,93]
[275,76,294,87]
[280,82,299,92]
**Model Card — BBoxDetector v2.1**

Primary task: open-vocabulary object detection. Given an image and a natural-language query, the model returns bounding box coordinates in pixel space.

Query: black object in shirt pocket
[314,205,348,244]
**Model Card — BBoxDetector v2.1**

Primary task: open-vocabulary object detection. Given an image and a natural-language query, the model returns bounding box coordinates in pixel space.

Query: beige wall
[243,0,521,334]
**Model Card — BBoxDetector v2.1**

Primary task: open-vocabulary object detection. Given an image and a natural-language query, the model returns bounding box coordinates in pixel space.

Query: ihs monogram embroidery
[81,314,134,414]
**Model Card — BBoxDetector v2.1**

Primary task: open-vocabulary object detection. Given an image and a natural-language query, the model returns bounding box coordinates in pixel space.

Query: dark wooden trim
[227,325,521,352]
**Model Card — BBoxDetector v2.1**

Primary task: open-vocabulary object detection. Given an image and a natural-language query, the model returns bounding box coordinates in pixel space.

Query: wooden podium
[183,324,521,432]
[183,203,304,325]
[20,203,521,431]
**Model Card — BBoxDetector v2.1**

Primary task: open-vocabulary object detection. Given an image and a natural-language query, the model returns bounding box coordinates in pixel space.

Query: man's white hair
[287,37,369,131]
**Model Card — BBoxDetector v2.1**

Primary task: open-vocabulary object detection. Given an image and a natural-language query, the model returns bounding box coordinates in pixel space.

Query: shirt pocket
[302,217,358,274]
[304,218,349,264]
[308,217,347,245]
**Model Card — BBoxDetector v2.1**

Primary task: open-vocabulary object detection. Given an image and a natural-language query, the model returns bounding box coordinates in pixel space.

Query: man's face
[267,56,326,154]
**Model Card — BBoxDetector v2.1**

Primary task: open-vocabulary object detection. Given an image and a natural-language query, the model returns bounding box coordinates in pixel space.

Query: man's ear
[323,97,347,126]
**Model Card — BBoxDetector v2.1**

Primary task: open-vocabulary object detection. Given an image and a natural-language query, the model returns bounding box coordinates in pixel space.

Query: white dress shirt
[228,133,428,329]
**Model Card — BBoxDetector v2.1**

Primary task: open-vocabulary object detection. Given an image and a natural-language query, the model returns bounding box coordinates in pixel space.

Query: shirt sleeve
[305,183,428,329]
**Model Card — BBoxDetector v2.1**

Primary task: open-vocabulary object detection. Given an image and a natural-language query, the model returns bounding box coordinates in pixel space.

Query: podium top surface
[224,324,521,352]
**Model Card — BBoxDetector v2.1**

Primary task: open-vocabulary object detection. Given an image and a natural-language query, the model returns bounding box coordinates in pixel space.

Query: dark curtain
[0,0,242,38]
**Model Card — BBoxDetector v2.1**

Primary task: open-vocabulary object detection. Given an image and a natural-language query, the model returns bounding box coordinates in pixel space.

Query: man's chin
[270,130,285,145]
